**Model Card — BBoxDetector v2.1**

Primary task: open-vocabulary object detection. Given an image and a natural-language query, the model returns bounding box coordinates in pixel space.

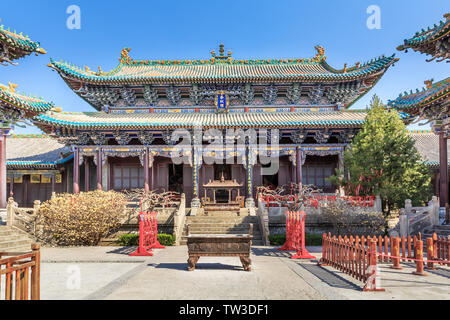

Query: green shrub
[269,233,323,246]
[37,190,127,246]
[117,233,175,246]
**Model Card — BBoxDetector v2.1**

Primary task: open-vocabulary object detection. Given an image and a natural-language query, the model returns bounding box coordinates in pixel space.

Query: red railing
[0,244,41,300]
[258,194,375,208]
[130,211,165,256]
[278,211,316,259]
[320,234,383,291]
[320,232,450,291]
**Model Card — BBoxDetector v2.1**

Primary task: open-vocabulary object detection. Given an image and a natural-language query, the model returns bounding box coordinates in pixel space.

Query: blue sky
[1,0,449,134]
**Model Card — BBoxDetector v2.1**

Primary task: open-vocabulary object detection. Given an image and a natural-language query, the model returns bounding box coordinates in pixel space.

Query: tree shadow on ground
[251,247,292,258]
[154,262,246,271]
[107,246,138,255]
[297,263,363,291]
[251,246,322,257]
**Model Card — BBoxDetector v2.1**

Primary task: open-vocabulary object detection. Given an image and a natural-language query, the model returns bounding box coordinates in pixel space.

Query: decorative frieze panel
[0,43,16,66]
[114,131,132,145]
[120,87,136,106]
[314,131,330,144]
[0,106,23,125]
[240,84,254,105]
[338,130,355,143]
[163,129,176,145]
[290,129,307,144]
[77,86,120,110]
[73,132,91,145]
[189,84,203,106]
[308,85,325,104]
[137,131,155,145]
[286,83,302,104]
[143,85,159,106]
[262,85,278,104]
[90,133,108,145]
[325,82,362,105]
[166,86,181,105]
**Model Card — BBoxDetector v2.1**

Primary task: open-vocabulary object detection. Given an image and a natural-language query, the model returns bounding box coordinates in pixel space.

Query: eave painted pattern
[48,54,397,84]
[33,110,367,130]
[397,14,450,51]
[0,84,54,116]
[387,77,450,112]
[0,25,45,58]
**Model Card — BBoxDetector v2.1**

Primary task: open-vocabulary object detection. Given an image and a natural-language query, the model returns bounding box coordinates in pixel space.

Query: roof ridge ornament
[0,82,18,93]
[210,43,232,63]
[312,45,327,63]
[120,47,132,64]
[424,79,434,89]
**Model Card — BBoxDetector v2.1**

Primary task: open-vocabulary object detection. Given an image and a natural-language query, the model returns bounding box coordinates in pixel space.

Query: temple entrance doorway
[169,163,184,194]
[213,164,231,203]
[261,163,278,190]
[214,164,232,181]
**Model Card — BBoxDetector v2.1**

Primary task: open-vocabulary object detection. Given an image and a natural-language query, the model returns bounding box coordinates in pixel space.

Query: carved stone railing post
[257,196,270,246]
[33,200,41,214]
[399,208,409,237]
[173,194,187,246]
[431,196,439,225]
[374,195,382,213]
[404,199,412,214]
[6,197,16,227]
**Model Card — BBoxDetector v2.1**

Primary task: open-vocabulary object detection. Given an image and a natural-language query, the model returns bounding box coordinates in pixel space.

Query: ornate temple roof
[33,109,367,131]
[0,20,46,65]
[6,135,71,169]
[387,77,450,119]
[397,13,450,62]
[49,46,397,85]
[0,82,55,118]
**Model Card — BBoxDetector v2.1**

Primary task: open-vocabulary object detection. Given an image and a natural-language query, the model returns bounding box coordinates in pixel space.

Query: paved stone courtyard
[38,246,450,300]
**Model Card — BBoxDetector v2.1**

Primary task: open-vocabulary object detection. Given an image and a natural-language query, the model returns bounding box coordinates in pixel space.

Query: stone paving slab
[35,245,450,300]
[41,246,149,263]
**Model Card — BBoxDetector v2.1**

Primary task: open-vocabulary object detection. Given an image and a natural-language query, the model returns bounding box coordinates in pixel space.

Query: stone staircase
[0,226,33,253]
[423,224,450,238]
[180,211,264,245]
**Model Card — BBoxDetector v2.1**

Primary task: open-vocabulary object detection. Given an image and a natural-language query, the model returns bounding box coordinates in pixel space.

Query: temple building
[396,13,449,63]
[0,21,48,208]
[0,20,46,65]
[389,12,450,211]
[20,44,400,208]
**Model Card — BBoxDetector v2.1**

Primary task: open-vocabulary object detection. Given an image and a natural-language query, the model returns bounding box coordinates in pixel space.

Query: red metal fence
[320,234,383,291]
[258,194,375,208]
[278,211,316,259]
[130,211,165,256]
[0,244,40,300]
[319,232,450,291]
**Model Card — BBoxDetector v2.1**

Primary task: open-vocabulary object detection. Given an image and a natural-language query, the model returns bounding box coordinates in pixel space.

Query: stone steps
[423,224,450,238]
[0,226,33,253]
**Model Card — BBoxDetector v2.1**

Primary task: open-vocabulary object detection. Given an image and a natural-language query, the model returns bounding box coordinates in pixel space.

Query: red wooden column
[0,132,6,208]
[439,131,448,207]
[96,149,103,190]
[84,157,90,192]
[144,149,150,193]
[73,147,80,194]
[9,174,14,197]
[296,148,303,188]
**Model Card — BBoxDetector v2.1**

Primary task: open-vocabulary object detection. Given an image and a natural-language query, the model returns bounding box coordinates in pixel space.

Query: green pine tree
[330,95,432,219]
